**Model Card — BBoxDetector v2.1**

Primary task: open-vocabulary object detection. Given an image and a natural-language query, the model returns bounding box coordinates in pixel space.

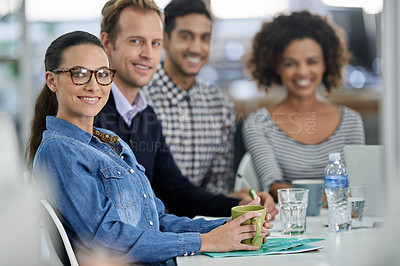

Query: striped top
[142,64,236,195]
[242,106,365,191]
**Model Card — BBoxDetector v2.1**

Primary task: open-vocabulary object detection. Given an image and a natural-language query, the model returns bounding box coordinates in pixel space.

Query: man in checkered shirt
[144,65,235,195]
[142,0,235,195]
[143,0,275,212]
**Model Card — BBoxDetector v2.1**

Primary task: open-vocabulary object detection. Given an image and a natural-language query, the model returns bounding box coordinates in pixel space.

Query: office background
[0,0,383,151]
[1,0,399,265]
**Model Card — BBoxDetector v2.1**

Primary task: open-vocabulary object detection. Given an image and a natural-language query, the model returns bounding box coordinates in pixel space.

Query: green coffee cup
[231,205,266,248]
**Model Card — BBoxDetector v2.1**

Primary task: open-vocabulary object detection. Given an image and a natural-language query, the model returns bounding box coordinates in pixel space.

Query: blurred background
[0,0,395,264]
[0,0,383,155]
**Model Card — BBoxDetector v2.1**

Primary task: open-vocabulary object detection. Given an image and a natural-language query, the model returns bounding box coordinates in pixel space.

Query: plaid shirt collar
[149,63,202,100]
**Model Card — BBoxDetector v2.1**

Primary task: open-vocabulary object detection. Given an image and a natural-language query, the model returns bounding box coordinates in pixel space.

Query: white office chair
[40,198,79,266]
[234,153,261,191]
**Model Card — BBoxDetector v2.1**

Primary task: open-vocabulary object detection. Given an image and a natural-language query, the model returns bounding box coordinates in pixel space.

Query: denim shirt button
[183,252,188,256]
[120,155,124,160]
[129,168,134,174]
[149,220,153,226]
[117,171,121,175]
[143,193,147,198]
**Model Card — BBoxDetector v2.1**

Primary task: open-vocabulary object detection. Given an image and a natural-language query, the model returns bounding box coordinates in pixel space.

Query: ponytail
[26,84,58,168]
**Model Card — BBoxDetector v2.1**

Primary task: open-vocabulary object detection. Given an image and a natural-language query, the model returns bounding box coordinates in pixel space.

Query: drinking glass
[278,188,309,235]
[348,184,366,229]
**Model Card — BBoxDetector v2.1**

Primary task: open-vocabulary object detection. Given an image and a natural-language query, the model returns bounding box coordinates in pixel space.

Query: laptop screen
[344,145,385,216]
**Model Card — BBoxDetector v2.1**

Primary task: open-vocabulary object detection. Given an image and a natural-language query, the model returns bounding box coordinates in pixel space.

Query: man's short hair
[101,0,164,44]
[164,0,212,36]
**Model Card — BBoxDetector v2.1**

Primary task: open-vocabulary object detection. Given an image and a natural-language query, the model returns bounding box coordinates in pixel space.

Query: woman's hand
[229,188,279,220]
[322,193,328,208]
[253,192,279,220]
[200,211,272,253]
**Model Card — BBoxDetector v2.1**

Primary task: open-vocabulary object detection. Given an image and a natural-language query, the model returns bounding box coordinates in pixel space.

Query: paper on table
[201,238,324,258]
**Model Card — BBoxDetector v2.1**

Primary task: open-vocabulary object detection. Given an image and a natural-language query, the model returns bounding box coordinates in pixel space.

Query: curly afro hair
[246,11,350,92]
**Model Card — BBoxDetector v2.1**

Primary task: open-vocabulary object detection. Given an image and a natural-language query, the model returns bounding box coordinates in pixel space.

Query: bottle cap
[329,153,341,162]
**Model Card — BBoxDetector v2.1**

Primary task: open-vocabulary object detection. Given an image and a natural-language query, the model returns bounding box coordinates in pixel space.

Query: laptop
[343,145,385,216]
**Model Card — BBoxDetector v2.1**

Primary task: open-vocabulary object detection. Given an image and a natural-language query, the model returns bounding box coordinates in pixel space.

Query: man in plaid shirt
[143,0,235,195]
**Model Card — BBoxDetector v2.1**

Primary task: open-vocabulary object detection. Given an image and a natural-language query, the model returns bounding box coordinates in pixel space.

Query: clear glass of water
[278,188,309,235]
[348,184,366,229]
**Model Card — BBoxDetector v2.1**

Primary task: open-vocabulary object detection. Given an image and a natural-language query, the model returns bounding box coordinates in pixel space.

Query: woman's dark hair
[246,10,350,92]
[164,0,212,37]
[26,30,104,168]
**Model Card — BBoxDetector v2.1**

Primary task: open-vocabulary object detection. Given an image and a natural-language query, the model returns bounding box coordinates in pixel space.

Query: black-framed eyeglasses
[51,66,116,86]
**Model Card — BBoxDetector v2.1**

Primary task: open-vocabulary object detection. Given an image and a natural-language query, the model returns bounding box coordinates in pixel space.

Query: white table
[177,209,395,266]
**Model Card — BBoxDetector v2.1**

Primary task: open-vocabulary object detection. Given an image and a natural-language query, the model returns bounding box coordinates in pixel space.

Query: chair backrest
[40,199,79,266]
[233,120,246,174]
[234,153,261,191]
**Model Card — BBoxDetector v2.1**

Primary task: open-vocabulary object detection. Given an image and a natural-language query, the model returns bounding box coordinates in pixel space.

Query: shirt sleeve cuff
[178,232,202,257]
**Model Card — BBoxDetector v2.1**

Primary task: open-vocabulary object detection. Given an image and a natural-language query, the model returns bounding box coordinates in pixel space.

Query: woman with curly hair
[243,11,365,201]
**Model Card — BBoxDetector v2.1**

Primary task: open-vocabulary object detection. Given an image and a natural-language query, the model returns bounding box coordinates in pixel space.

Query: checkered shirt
[142,64,236,194]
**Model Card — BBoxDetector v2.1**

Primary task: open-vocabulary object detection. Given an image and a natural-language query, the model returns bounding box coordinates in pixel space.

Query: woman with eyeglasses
[26,31,271,265]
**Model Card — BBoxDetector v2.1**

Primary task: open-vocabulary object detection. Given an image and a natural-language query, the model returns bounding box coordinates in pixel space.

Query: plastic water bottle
[324,153,351,232]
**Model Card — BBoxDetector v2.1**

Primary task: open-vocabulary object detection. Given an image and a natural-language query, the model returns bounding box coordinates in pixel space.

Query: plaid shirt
[142,64,236,194]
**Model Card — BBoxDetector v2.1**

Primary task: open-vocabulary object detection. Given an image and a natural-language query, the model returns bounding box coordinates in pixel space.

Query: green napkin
[201,237,324,258]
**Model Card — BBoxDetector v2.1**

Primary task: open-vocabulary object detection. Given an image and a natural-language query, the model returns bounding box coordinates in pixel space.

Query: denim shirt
[33,116,226,264]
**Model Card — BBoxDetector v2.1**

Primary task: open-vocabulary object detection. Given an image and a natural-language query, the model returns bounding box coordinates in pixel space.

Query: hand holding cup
[199,205,271,252]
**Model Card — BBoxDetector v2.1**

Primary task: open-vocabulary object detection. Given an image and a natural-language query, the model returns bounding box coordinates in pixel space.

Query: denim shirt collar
[46,116,98,145]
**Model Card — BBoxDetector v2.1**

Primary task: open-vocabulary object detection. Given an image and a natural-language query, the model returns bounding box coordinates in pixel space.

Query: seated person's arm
[152,134,240,218]
[269,182,293,202]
